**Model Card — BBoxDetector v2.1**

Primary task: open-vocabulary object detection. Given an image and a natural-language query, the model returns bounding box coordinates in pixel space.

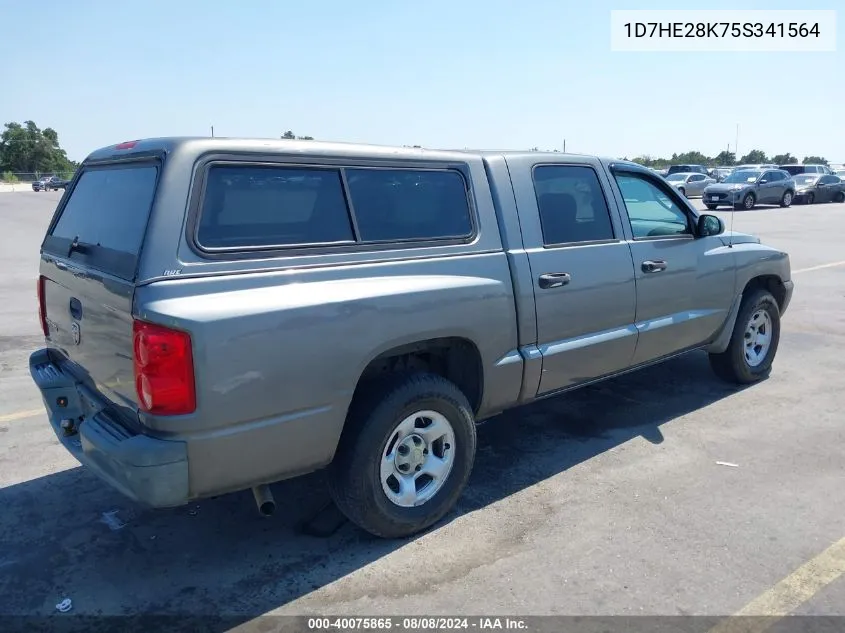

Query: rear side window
[196,164,473,250]
[197,166,354,249]
[345,169,472,242]
[532,165,615,245]
[46,163,158,280]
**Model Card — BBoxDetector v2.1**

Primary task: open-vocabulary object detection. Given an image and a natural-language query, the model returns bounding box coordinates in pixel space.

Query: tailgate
[40,161,159,416]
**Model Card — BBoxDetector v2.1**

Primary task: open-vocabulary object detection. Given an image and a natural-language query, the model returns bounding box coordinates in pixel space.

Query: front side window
[532,165,616,245]
[613,172,691,239]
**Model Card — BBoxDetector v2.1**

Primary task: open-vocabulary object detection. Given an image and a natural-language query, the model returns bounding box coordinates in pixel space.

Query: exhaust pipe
[252,485,276,517]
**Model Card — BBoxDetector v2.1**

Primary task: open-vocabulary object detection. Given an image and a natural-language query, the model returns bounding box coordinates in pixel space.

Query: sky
[1,0,843,163]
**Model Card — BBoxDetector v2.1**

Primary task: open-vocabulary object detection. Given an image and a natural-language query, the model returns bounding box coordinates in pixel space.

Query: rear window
[46,163,158,280]
[196,164,473,250]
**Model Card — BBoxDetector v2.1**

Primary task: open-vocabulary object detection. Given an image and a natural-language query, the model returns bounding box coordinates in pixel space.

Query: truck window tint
[197,166,355,248]
[532,165,615,245]
[49,164,158,279]
[345,169,472,242]
[614,173,691,239]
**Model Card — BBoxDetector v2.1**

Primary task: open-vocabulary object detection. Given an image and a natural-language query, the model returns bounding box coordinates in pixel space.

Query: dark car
[779,164,833,176]
[792,174,845,204]
[31,176,69,192]
[666,164,708,176]
[703,169,795,210]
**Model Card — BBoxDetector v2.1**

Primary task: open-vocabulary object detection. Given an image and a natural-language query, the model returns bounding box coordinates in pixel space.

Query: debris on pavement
[55,598,72,613]
[100,510,126,531]
[716,461,740,468]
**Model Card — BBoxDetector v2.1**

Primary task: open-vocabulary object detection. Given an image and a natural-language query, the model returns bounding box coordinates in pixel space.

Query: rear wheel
[709,289,781,384]
[328,372,477,538]
[780,191,793,207]
[834,191,845,203]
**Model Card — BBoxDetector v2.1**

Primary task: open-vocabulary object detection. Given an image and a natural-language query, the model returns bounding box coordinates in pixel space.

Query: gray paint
[30,138,794,507]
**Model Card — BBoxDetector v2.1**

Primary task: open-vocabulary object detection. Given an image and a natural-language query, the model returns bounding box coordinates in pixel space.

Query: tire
[705,204,717,210]
[780,191,793,207]
[806,193,814,205]
[678,187,686,197]
[328,372,477,539]
[742,193,756,210]
[708,289,781,384]
[834,191,845,203]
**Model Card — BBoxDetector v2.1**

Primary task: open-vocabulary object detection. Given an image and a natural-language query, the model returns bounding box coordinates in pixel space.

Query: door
[758,170,781,203]
[606,166,736,366]
[507,159,638,394]
[817,176,836,202]
[688,174,706,196]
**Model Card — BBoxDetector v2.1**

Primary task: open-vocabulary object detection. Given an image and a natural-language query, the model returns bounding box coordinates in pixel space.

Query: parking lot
[1,190,844,626]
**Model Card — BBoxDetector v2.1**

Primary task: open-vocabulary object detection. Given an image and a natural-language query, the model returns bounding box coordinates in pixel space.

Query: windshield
[794,175,819,185]
[723,170,761,184]
[666,173,687,181]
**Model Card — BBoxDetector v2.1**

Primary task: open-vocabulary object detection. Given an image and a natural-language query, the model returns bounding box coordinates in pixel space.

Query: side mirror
[697,214,724,237]
[758,179,768,184]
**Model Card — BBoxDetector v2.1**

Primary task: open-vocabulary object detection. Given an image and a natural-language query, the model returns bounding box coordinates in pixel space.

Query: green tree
[772,153,795,165]
[281,130,314,140]
[674,151,711,165]
[0,120,77,175]
[802,156,828,165]
[714,150,736,166]
[739,149,769,164]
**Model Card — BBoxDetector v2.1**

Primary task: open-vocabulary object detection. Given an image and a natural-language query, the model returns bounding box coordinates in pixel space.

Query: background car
[666,163,708,176]
[793,174,845,204]
[703,168,795,210]
[734,164,778,172]
[835,168,845,179]
[31,176,68,191]
[779,164,833,176]
[665,172,716,197]
[711,167,734,182]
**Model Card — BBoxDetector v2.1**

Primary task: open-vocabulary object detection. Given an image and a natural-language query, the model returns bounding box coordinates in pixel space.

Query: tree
[772,153,795,165]
[0,120,77,176]
[674,151,710,165]
[803,156,827,165]
[714,150,736,166]
[739,149,768,164]
[281,130,314,140]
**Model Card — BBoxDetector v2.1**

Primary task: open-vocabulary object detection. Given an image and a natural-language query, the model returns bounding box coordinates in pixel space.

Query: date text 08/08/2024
[307,617,528,630]
[623,22,821,39]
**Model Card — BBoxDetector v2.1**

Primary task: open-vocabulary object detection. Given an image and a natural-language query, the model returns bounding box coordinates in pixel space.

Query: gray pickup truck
[30,138,793,538]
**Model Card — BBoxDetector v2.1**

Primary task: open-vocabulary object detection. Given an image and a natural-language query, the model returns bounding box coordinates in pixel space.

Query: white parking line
[792,260,845,274]
[0,409,43,423]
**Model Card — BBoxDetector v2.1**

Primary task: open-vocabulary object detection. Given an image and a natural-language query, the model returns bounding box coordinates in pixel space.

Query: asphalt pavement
[0,191,843,628]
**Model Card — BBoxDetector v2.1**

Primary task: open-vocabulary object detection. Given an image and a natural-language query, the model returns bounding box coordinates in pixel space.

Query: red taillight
[37,276,48,336]
[115,140,139,150]
[132,320,196,415]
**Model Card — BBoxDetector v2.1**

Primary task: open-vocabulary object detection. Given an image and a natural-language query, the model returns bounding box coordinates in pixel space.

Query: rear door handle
[538,273,571,289]
[641,260,667,273]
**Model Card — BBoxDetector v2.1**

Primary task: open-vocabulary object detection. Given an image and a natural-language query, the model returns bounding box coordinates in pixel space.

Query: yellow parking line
[708,536,845,633]
[793,260,845,274]
[0,408,44,423]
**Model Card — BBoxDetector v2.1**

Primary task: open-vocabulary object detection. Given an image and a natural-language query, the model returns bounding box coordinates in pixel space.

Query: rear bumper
[29,348,190,508]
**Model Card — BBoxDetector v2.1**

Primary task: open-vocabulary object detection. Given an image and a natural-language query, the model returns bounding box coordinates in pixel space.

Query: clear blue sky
[1,0,843,162]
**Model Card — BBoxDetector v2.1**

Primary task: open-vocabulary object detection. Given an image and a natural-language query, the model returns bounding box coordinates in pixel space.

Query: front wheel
[742,193,756,210]
[834,191,845,203]
[328,372,477,538]
[806,193,815,205]
[780,191,793,207]
[678,187,686,197]
[705,204,717,210]
[709,289,781,384]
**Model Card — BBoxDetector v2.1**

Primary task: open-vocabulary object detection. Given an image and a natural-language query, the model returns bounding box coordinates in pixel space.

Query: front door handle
[538,273,571,289]
[641,260,667,273]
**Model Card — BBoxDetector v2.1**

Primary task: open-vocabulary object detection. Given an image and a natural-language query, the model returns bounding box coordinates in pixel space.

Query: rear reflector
[37,276,48,336]
[115,140,139,150]
[133,320,196,415]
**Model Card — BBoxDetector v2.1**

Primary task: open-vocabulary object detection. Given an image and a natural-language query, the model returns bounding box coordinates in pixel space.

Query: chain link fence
[1,171,76,183]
